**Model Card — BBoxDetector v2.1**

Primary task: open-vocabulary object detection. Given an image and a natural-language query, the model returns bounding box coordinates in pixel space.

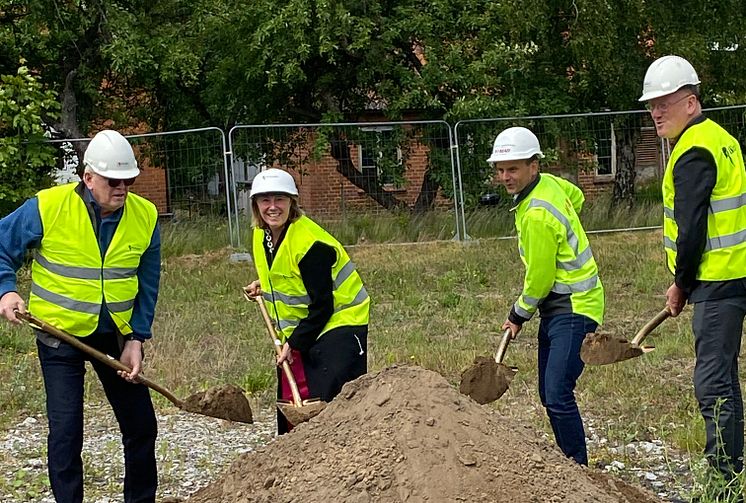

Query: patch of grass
[160,217,233,258]
[3,226,739,498]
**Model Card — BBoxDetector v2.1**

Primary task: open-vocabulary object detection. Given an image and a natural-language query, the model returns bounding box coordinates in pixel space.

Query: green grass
[1,224,741,500]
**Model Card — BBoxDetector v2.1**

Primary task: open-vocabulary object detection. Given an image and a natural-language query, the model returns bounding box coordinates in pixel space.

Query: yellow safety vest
[253,215,370,343]
[29,183,158,336]
[513,174,605,325]
[663,119,746,280]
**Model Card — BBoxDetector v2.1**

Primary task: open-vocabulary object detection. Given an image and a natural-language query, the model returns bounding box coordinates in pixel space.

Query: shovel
[244,290,326,426]
[580,307,671,365]
[460,328,518,404]
[15,310,253,423]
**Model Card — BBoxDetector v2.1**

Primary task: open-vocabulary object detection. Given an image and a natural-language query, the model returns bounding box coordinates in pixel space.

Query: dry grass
[2,228,740,498]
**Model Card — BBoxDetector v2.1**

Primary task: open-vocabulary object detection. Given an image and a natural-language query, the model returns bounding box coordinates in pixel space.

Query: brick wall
[130,164,168,214]
[276,131,451,216]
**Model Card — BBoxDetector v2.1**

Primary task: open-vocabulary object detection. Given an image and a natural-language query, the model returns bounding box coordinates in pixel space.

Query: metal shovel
[459,328,518,404]
[244,290,326,426]
[15,310,253,423]
[580,307,671,366]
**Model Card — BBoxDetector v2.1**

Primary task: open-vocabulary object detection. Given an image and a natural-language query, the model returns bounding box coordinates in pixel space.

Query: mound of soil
[189,365,659,503]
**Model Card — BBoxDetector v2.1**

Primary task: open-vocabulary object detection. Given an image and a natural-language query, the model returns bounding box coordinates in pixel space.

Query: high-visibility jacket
[512,174,604,324]
[28,183,158,336]
[253,215,369,343]
[663,118,746,280]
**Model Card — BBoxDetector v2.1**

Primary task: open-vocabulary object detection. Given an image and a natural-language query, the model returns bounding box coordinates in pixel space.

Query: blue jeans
[538,313,597,465]
[37,331,158,503]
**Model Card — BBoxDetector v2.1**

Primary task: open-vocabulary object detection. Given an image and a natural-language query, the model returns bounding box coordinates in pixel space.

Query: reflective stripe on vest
[253,215,370,343]
[662,119,746,280]
[521,200,594,272]
[28,183,158,336]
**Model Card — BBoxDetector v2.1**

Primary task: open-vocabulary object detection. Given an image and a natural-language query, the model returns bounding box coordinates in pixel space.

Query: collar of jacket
[510,173,542,211]
[675,113,706,141]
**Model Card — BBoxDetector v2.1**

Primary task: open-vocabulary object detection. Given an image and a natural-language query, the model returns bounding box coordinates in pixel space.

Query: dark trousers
[692,297,746,482]
[277,325,367,434]
[538,313,597,465]
[37,331,158,503]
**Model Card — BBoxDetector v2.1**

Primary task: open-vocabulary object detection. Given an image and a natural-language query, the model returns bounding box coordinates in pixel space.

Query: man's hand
[666,282,687,317]
[0,292,26,324]
[501,319,522,339]
[244,280,262,299]
[118,340,144,382]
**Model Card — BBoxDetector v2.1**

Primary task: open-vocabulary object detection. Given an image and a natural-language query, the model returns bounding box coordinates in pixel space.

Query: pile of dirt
[189,365,659,503]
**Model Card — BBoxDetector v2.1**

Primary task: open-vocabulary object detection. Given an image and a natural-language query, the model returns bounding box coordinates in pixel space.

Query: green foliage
[0,66,58,216]
[2,0,746,208]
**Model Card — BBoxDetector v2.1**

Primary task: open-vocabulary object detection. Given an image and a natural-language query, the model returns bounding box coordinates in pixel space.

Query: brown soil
[277,399,326,426]
[182,384,253,424]
[188,365,660,503]
[459,355,516,404]
[580,332,644,366]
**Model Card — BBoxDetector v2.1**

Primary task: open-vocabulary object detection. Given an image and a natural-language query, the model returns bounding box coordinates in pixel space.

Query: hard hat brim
[486,152,544,163]
[250,190,298,198]
[87,165,140,179]
[639,89,676,102]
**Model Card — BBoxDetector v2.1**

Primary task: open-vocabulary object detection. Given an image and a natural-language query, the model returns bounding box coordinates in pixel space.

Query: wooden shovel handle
[494,328,512,364]
[248,292,305,407]
[630,307,672,346]
[14,310,183,408]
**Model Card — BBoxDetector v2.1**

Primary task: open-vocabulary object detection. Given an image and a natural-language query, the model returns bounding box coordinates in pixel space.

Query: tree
[4,0,746,209]
[0,65,59,215]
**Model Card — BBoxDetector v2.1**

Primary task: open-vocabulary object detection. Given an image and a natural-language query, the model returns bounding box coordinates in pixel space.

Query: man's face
[83,172,134,215]
[494,159,539,195]
[646,89,696,139]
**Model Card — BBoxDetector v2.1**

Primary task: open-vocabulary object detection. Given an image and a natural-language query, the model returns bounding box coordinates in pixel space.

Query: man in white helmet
[641,55,746,489]
[0,130,161,502]
[488,127,604,465]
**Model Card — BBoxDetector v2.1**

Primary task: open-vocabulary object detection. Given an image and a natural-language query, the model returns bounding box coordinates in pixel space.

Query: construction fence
[39,105,746,249]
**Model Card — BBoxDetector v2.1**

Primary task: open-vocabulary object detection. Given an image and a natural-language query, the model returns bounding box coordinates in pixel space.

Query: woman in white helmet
[244,168,370,433]
[640,55,746,492]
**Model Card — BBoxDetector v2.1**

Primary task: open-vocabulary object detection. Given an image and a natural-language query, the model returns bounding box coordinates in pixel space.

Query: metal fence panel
[454,111,665,239]
[44,128,235,251]
[228,121,460,247]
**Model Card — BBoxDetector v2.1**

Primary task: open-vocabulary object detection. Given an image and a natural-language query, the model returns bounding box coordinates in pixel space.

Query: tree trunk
[53,69,87,177]
[412,168,441,212]
[328,134,409,211]
[612,125,640,208]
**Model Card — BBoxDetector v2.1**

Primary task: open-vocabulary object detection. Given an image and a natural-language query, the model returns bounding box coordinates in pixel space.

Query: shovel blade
[181,384,254,423]
[277,399,327,426]
[459,356,517,404]
[580,332,653,366]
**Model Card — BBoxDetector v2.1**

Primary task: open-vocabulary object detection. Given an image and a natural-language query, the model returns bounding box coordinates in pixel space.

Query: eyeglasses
[105,177,136,188]
[645,94,694,113]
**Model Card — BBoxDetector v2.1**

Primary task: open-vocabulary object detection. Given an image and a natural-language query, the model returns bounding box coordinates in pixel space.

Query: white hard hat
[250,168,299,198]
[639,55,700,102]
[486,127,544,163]
[83,130,140,179]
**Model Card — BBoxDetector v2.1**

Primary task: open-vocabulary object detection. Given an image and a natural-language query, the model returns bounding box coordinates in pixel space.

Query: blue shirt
[0,186,161,340]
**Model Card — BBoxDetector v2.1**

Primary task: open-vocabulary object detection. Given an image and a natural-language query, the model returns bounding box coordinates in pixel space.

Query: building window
[594,123,616,178]
[356,126,403,188]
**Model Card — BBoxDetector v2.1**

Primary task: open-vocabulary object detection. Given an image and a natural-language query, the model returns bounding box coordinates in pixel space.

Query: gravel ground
[586,417,695,502]
[0,403,276,502]
[0,406,695,503]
